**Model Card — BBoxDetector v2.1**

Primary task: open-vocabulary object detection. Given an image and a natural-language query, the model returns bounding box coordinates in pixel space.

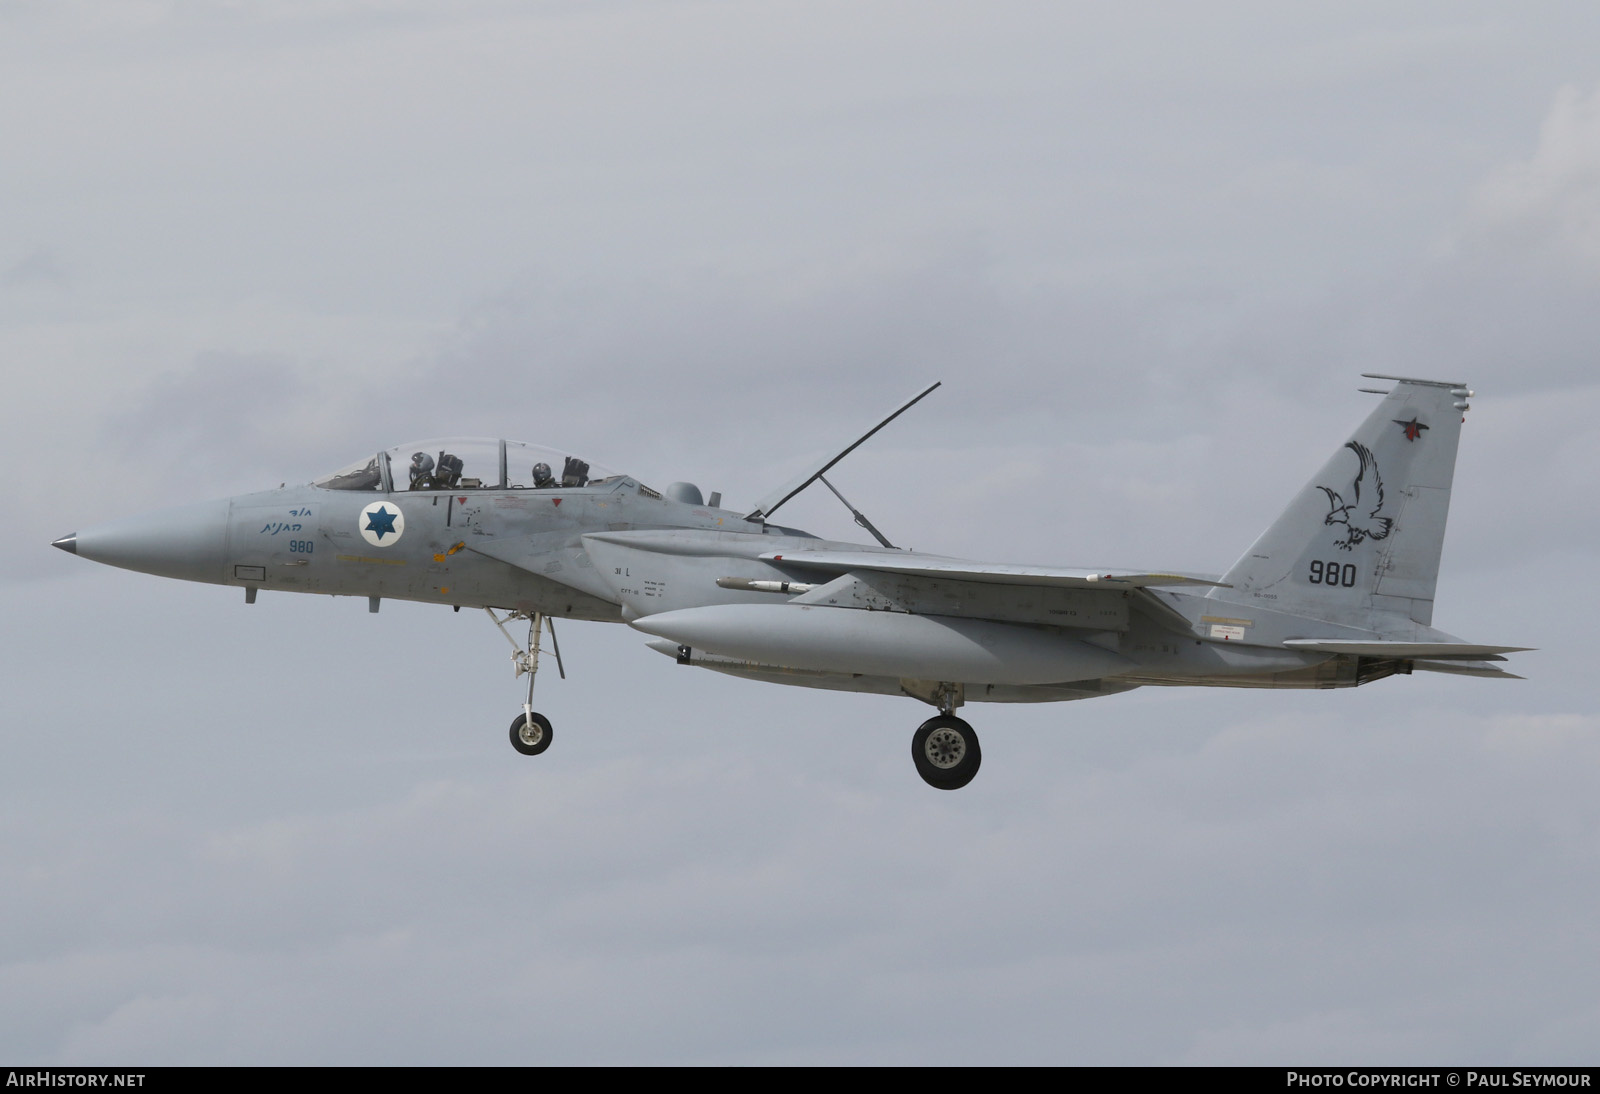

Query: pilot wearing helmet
[531,462,556,489]
[409,452,436,490]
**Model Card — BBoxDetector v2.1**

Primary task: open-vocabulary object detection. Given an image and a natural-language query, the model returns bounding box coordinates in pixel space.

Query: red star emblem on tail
[1393,417,1429,442]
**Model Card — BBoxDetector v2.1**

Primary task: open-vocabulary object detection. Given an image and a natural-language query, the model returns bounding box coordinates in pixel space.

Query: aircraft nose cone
[74,498,232,584]
[51,533,77,554]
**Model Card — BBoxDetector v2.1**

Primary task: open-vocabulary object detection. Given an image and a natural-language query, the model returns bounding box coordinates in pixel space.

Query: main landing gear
[486,608,563,757]
[909,684,981,790]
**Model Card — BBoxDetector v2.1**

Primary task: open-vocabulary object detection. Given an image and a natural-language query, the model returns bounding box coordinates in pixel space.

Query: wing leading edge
[761,550,1229,590]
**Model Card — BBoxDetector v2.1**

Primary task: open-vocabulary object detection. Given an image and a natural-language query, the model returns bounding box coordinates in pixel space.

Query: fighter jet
[52,375,1527,789]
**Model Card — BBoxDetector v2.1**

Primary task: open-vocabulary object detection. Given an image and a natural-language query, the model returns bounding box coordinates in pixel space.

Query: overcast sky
[3,0,1598,1064]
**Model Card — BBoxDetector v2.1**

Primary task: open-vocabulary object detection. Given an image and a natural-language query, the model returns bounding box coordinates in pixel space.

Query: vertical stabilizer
[1214,377,1471,629]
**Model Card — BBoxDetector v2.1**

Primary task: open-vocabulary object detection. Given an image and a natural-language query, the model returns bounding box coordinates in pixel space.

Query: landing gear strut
[908,683,981,790]
[487,608,564,757]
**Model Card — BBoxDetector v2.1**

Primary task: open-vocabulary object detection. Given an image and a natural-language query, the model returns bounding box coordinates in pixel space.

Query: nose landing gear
[487,608,563,757]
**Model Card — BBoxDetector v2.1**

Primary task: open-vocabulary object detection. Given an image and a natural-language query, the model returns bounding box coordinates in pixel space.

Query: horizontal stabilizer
[760,550,1228,589]
[1281,639,1533,659]
[1410,659,1525,680]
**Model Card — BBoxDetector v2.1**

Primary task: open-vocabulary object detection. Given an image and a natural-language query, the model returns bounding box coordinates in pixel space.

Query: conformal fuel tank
[628,603,1132,685]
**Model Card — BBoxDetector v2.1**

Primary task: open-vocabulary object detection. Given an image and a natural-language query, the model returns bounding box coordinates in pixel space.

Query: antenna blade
[744,381,940,522]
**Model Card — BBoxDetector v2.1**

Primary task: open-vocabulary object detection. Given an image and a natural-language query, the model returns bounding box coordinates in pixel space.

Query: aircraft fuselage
[54,377,1522,790]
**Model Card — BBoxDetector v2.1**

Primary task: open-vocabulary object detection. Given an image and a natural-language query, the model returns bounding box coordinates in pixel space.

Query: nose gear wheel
[510,711,553,755]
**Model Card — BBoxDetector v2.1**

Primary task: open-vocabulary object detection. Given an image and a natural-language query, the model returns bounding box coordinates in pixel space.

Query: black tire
[509,711,553,756]
[911,715,981,790]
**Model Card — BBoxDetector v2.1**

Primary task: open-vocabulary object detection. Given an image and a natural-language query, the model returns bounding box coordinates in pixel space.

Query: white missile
[714,577,815,594]
[628,603,1132,685]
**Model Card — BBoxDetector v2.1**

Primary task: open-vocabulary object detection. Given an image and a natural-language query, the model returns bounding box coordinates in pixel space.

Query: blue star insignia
[365,506,398,540]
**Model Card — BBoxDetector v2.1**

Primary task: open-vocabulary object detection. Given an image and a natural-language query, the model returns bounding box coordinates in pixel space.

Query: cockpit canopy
[313,439,621,492]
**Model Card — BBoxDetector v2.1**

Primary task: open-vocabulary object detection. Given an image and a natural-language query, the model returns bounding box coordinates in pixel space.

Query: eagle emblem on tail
[1317,441,1392,551]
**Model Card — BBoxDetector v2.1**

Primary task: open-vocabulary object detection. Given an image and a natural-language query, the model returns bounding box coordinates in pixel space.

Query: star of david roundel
[359,501,405,546]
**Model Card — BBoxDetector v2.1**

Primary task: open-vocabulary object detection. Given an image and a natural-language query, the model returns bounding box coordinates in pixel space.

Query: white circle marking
[359,501,405,547]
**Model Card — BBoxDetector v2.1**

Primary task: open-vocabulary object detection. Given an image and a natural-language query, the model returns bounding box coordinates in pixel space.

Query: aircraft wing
[759,550,1230,590]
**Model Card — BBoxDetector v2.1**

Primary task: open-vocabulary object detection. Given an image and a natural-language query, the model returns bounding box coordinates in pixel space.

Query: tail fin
[1214,376,1472,628]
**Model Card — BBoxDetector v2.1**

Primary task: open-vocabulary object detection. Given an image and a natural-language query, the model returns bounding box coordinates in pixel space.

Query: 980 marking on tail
[1308,560,1357,587]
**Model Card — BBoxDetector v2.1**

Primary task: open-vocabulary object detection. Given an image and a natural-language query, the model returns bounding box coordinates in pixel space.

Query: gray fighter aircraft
[52,375,1526,789]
